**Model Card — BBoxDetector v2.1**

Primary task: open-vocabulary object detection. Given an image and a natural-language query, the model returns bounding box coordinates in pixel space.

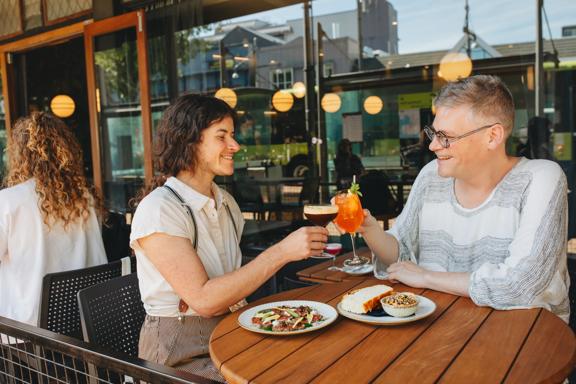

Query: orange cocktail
[334,192,364,234]
[334,187,370,266]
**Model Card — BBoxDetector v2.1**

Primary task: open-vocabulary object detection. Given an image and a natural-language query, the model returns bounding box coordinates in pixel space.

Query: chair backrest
[568,256,576,331]
[299,177,320,204]
[359,171,398,216]
[283,276,317,291]
[241,255,278,302]
[277,257,325,291]
[39,258,134,339]
[78,273,145,357]
[102,210,132,263]
[233,178,264,207]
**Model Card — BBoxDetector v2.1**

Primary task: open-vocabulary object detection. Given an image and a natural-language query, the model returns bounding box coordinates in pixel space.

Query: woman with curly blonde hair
[0,112,107,326]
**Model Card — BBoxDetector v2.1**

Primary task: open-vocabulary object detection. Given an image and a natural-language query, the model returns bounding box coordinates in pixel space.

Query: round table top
[209,278,576,384]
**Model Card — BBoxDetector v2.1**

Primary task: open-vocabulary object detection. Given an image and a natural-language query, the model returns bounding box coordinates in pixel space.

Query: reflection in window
[270,68,293,90]
[106,117,143,176]
[145,3,311,173]
[23,0,42,30]
[94,30,143,211]
[44,0,91,23]
[323,63,334,77]
[177,30,218,94]
[0,0,21,37]
[95,34,140,106]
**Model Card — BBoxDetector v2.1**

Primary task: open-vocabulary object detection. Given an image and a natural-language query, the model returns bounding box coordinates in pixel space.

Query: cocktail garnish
[348,180,363,197]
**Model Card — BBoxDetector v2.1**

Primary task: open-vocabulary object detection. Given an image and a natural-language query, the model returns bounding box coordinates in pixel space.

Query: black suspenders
[163,184,238,250]
[163,183,240,320]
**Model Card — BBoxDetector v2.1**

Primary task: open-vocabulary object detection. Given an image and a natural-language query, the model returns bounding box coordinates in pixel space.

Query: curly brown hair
[5,112,99,229]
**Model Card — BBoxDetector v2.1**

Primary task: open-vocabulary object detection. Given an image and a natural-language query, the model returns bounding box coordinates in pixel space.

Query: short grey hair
[434,75,515,135]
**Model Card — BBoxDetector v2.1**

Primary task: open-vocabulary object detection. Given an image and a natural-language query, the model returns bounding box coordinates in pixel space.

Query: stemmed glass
[324,243,343,271]
[303,204,339,260]
[334,190,370,266]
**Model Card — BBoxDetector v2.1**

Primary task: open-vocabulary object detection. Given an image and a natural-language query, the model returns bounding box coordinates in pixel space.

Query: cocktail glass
[334,190,370,266]
[325,243,343,271]
[303,204,339,259]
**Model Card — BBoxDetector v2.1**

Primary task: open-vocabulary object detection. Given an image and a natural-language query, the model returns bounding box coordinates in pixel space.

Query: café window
[0,0,22,38]
[270,68,293,90]
[23,0,42,30]
[323,62,334,77]
[43,0,91,24]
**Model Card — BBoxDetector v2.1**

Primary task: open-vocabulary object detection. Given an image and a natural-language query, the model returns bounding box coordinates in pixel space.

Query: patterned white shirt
[387,158,570,322]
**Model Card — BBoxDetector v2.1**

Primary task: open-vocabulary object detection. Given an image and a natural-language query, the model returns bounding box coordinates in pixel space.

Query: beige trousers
[138,314,226,383]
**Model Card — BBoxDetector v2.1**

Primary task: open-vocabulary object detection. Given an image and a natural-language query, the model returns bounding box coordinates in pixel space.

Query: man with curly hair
[0,112,107,326]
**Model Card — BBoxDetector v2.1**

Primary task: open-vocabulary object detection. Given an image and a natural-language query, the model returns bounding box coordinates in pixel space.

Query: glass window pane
[44,0,91,23]
[23,0,42,30]
[0,0,21,37]
[94,29,143,211]
[317,0,576,219]
[146,3,311,183]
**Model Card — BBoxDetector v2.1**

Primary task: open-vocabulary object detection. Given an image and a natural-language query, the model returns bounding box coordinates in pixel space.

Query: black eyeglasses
[423,123,499,149]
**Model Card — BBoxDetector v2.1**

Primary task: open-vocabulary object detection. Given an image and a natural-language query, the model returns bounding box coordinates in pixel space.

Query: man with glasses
[360,75,569,322]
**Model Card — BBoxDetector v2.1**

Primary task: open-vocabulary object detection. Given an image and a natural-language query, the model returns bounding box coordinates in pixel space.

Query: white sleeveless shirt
[130,177,245,317]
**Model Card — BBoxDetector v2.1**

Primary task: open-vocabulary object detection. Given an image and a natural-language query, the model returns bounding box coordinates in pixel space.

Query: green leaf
[348,181,363,197]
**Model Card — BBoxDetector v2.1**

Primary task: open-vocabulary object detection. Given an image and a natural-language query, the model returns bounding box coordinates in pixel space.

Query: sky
[228,0,576,54]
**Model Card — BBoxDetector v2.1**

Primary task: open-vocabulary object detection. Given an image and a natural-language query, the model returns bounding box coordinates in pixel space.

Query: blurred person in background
[334,138,365,189]
[0,112,107,326]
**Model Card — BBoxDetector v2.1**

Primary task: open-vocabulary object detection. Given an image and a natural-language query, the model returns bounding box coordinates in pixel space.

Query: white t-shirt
[130,177,245,317]
[0,179,107,326]
[387,158,570,322]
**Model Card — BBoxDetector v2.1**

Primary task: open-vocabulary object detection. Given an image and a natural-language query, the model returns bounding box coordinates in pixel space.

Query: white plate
[238,300,338,335]
[341,264,374,275]
[336,295,436,325]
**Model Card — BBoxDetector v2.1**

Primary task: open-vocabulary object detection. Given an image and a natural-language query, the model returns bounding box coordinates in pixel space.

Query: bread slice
[340,285,394,314]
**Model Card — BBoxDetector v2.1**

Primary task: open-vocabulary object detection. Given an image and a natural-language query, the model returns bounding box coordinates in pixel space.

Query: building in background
[0,0,574,235]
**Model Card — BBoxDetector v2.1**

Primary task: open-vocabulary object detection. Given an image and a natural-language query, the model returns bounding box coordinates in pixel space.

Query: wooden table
[297,247,374,284]
[209,278,576,384]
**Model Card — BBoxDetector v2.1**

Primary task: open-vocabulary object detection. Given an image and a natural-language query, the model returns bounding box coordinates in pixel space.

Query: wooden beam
[83,29,103,198]
[0,21,86,54]
[203,0,304,23]
[136,10,153,185]
[0,52,12,137]
[83,11,137,36]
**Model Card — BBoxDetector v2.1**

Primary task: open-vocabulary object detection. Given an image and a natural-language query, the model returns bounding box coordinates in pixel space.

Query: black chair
[359,171,399,228]
[277,257,326,291]
[283,277,317,291]
[241,255,278,302]
[568,256,576,331]
[279,177,321,219]
[233,178,279,220]
[102,210,132,263]
[77,273,145,357]
[568,255,576,382]
[39,258,135,340]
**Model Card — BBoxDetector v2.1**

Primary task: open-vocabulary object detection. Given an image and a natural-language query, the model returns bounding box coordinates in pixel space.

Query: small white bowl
[380,292,419,317]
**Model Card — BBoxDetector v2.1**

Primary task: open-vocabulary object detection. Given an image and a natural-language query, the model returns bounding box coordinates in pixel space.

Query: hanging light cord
[542,5,559,67]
